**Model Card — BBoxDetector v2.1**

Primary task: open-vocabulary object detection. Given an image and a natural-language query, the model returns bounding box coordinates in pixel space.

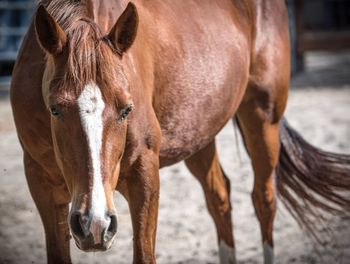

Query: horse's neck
[87,0,127,33]
[38,0,128,33]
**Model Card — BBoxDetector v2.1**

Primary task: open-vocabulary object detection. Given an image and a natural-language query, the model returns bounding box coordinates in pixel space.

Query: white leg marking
[219,240,237,264]
[263,241,274,264]
[78,83,108,225]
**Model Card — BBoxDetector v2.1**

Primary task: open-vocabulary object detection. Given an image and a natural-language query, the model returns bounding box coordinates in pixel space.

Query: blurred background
[0,0,34,87]
[0,1,350,264]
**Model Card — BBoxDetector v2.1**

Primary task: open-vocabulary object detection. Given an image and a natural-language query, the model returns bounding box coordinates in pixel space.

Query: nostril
[108,214,117,233]
[104,214,117,242]
[70,212,90,238]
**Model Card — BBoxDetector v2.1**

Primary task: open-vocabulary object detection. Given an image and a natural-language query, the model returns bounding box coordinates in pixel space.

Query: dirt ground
[0,52,350,264]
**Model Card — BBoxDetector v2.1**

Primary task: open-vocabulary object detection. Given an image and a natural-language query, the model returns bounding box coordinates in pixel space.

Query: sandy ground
[0,52,350,264]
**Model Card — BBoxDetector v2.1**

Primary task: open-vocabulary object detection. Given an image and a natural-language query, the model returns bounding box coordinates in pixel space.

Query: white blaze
[78,83,107,223]
[219,240,237,264]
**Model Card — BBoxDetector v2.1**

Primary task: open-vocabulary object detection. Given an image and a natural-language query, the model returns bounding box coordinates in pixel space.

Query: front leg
[24,152,71,264]
[125,150,160,263]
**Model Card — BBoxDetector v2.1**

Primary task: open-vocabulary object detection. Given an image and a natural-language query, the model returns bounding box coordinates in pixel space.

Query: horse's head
[35,3,138,251]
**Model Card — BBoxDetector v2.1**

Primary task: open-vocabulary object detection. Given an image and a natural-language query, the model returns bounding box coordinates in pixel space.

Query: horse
[10,0,350,263]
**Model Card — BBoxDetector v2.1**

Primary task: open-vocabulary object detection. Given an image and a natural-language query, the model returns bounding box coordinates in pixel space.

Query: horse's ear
[108,2,138,55]
[35,5,67,55]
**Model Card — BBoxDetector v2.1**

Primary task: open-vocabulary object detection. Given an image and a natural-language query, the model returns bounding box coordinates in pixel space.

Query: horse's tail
[276,118,350,242]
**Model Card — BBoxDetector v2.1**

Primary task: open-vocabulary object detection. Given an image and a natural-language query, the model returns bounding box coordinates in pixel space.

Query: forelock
[40,0,121,93]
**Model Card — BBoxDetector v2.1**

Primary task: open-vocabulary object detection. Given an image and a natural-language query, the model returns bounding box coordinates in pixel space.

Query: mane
[37,0,120,92]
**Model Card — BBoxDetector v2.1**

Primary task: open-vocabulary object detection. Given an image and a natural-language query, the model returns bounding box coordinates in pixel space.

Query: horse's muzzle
[69,211,117,252]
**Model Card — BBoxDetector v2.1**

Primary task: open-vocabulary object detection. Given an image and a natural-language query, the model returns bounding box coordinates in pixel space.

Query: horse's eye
[49,106,60,117]
[118,104,134,122]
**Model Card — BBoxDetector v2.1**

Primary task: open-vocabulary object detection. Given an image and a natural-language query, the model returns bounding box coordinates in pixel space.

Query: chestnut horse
[10,0,350,263]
